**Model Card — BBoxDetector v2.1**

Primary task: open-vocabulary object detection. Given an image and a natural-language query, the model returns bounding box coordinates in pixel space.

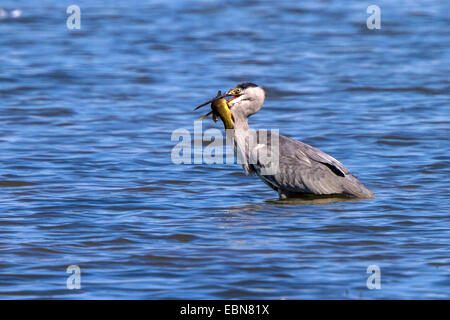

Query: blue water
[0,0,449,299]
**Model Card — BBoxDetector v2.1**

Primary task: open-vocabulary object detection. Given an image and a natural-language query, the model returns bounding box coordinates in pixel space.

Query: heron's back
[249,131,374,199]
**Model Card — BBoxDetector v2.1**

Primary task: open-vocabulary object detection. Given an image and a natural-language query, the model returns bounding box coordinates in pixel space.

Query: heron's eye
[234,88,242,94]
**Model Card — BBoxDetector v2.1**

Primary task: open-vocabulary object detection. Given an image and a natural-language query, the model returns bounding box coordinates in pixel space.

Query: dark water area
[0,0,449,299]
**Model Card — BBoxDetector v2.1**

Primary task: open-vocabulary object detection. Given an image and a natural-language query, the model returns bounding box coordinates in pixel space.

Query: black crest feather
[236,82,258,89]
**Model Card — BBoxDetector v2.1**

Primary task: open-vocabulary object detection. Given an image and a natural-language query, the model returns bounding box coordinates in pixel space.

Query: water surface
[0,0,449,299]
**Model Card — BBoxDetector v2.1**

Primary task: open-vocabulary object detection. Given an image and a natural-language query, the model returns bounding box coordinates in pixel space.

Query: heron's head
[226,82,265,118]
[195,82,265,129]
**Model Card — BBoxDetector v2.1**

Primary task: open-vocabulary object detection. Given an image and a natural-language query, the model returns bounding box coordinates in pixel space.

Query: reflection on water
[266,196,363,207]
[0,0,449,299]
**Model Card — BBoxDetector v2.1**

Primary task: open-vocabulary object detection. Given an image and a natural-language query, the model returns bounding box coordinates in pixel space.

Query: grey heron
[196,82,374,200]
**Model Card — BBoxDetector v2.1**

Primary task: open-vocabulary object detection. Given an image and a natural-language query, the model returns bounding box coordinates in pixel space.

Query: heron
[195,82,374,200]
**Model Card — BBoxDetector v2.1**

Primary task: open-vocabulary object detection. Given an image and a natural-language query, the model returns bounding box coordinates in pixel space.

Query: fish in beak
[194,90,233,111]
[195,89,242,129]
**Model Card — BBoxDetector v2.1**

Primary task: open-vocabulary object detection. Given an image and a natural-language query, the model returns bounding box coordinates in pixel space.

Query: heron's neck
[230,108,254,174]
[231,108,249,131]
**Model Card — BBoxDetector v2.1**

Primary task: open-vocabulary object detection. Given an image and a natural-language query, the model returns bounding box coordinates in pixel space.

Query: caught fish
[197,91,234,129]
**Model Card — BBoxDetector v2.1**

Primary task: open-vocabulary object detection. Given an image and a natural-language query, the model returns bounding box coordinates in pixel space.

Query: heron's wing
[253,132,354,195]
[293,139,349,176]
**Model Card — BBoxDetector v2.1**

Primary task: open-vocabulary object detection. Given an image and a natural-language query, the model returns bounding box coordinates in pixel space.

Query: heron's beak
[194,89,242,110]
[194,92,233,111]
[225,94,240,107]
[195,89,241,122]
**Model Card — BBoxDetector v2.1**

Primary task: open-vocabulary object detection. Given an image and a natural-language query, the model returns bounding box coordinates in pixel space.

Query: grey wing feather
[253,131,373,198]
